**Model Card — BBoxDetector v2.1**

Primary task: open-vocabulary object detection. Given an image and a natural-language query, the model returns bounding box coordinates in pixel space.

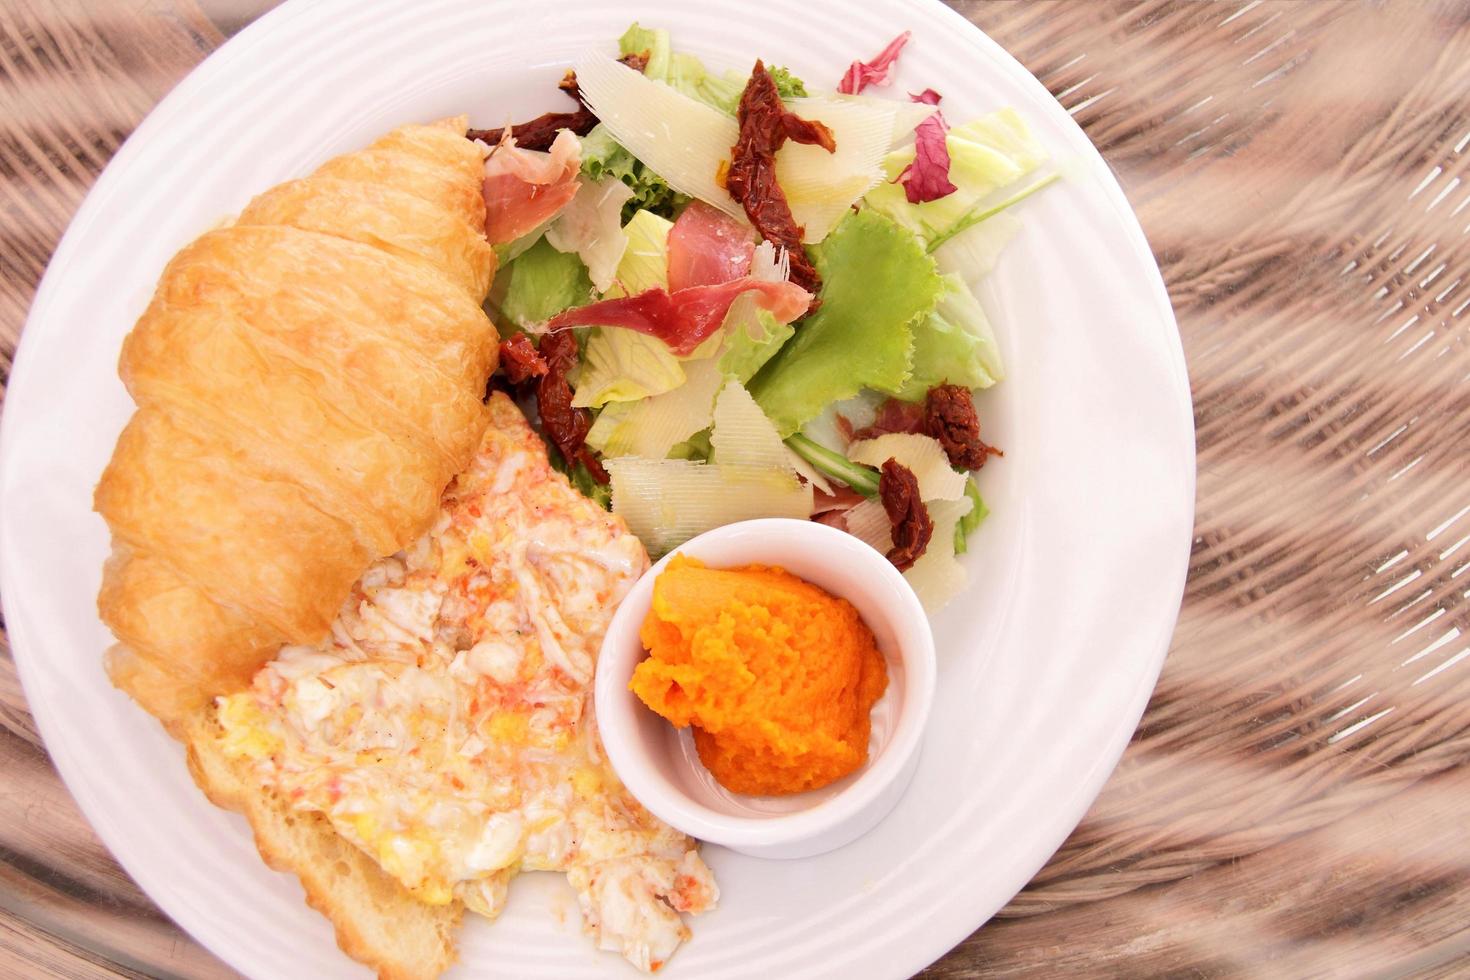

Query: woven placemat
[1,1,1468,976]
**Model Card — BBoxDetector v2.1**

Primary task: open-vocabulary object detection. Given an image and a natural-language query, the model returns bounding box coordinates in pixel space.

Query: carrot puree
[629,555,888,796]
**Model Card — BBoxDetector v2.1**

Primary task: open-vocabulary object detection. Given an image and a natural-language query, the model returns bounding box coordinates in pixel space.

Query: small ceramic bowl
[595,517,936,859]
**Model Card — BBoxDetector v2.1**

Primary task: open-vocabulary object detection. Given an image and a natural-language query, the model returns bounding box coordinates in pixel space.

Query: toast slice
[179,702,462,980]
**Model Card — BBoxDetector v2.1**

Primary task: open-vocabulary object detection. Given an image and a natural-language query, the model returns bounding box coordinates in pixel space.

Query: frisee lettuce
[749,209,943,436]
[579,124,687,222]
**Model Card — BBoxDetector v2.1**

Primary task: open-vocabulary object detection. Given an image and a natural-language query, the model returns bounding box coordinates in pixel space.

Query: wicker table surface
[3,1,1469,976]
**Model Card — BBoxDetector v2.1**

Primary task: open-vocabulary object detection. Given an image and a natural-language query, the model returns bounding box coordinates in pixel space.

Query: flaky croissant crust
[95,117,498,725]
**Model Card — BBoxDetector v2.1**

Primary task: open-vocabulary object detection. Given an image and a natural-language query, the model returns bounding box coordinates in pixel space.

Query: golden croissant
[95,117,498,727]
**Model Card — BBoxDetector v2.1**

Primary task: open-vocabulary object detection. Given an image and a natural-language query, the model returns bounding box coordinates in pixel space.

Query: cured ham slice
[667,201,755,292]
[545,278,811,356]
[481,129,581,243]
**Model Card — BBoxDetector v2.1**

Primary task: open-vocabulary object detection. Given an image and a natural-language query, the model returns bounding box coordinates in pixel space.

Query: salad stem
[785,434,880,498]
[926,172,1062,254]
[954,477,989,553]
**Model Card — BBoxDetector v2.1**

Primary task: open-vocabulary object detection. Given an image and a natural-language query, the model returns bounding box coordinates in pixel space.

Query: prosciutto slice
[667,201,755,292]
[481,129,582,244]
[544,278,811,356]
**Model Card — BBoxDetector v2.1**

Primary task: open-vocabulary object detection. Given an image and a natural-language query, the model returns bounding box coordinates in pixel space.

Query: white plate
[0,0,1194,976]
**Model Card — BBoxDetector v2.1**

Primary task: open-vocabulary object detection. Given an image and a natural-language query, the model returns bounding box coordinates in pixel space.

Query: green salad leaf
[580,125,688,222]
[749,210,943,436]
[574,210,687,407]
[864,109,1049,246]
[619,21,806,115]
[618,23,672,79]
[499,238,593,328]
[954,477,989,553]
[785,434,879,497]
[548,445,612,510]
[896,273,1004,400]
[719,309,795,382]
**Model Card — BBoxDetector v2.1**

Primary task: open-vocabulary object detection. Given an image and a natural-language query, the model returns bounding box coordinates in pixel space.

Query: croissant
[95,117,498,726]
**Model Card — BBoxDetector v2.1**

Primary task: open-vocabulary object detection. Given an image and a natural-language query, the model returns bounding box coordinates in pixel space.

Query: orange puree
[629,555,888,796]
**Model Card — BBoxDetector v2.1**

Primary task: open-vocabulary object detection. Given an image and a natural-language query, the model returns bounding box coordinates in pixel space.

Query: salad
[473,24,1056,611]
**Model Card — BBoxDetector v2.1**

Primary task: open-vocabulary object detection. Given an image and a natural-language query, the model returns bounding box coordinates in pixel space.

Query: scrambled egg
[218,395,718,972]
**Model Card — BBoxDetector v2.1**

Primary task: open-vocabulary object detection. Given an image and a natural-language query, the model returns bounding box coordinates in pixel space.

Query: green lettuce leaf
[896,273,1004,400]
[619,22,805,114]
[575,332,686,407]
[618,23,672,79]
[613,209,673,293]
[864,109,1049,246]
[548,443,612,509]
[499,238,593,328]
[749,210,943,436]
[719,309,795,382]
[580,124,687,221]
[954,477,989,553]
[574,209,686,406]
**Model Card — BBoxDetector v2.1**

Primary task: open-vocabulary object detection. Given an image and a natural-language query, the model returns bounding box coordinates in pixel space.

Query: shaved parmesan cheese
[835,487,973,612]
[608,457,812,556]
[710,381,789,471]
[575,55,897,243]
[844,497,893,554]
[779,96,896,240]
[586,355,724,459]
[904,497,974,613]
[605,380,810,554]
[847,433,967,501]
[575,54,739,217]
[825,93,937,146]
[546,176,634,292]
[786,446,834,495]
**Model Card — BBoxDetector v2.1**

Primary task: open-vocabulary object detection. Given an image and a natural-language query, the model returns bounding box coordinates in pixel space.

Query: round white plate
[0,0,1194,976]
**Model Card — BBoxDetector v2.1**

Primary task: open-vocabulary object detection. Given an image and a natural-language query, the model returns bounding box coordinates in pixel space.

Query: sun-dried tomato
[726,60,835,297]
[880,459,932,571]
[498,334,547,385]
[851,398,927,441]
[467,53,648,151]
[535,331,608,483]
[924,383,1002,470]
[468,108,597,153]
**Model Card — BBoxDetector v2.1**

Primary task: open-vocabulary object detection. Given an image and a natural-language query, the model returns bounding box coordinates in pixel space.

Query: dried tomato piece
[879,459,932,571]
[535,331,608,484]
[924,384,1002,470]
[851,398,927,441]
[726,60,835,296]
[498,334,548,385]
[468,108,597,153]
[467,53,649,151]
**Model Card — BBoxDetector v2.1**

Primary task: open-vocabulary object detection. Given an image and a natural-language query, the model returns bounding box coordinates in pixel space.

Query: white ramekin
[595,517,936,859]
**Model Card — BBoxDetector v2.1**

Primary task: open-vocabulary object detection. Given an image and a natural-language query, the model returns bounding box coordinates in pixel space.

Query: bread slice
[179,703,462,979]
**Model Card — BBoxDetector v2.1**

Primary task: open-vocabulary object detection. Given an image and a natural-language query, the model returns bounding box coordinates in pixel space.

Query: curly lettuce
[896,273,1004,400]
[749,209,943,436]
[618,22,807,114]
